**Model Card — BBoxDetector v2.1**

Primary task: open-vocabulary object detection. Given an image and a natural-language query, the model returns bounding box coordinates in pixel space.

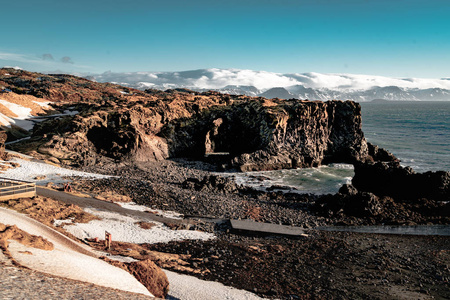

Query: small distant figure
[63,183,72,193]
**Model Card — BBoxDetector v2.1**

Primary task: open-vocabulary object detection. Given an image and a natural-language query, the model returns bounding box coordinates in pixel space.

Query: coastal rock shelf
[3,69,392,171]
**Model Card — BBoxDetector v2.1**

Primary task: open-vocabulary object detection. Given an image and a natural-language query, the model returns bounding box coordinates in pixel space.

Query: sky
[1,0,449,78]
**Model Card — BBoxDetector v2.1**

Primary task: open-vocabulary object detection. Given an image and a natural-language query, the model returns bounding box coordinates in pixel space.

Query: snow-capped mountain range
[89,69,450,101]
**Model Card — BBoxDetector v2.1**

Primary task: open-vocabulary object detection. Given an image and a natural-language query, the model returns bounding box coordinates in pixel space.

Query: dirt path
[36,187,189,226]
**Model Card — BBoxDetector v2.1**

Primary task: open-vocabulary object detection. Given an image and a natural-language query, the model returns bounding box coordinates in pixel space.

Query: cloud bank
[93,68,450,91]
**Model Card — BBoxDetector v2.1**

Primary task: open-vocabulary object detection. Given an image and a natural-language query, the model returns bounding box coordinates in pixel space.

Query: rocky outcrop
[352,161,450,202]
[313,161,450,224]
[230,100,371,171]
[162,99,379,171]
[0,131,8,160]
[314,185,450,225]
[5,69,393,170]
[0,131,6,152]
[182,175,239,194]
[25,91,226,166]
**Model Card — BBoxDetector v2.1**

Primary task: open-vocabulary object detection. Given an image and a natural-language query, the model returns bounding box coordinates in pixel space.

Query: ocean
[229,101,450,195]
[361,101,450,173]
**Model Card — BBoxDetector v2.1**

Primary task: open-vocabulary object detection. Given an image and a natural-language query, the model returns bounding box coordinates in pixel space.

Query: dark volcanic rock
[228,100,372,171]
[367,142,397,162]
[182,175,239,194]
[352,161,450,201]
[165,99,373,171]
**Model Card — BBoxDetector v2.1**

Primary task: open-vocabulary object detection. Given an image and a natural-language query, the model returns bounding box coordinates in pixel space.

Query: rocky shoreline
[68,158,450,299]
[2,68,449,299]
[74,158,449,228]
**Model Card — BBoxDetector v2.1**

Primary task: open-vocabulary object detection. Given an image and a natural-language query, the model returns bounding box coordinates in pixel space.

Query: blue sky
[1,0,449,78]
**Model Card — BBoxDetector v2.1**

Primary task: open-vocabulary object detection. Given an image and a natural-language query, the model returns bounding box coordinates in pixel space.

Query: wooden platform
[0,177,36,201]
[230,219,308,237]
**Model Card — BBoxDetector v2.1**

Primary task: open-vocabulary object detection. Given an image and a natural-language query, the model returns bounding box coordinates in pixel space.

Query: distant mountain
[259,87,294,99]
[89,69,450,101]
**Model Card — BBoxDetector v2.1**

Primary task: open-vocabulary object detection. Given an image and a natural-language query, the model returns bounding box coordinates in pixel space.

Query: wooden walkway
[230,219,309,237]
[0,177,36,201]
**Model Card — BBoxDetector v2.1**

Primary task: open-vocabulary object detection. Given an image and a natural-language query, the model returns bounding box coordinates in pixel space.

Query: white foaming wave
[220,164,354,195]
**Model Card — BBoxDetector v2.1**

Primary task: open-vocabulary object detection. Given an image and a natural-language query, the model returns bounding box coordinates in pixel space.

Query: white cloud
[0,52,51,65]
[0,51,91,72]
[92,68,450,91]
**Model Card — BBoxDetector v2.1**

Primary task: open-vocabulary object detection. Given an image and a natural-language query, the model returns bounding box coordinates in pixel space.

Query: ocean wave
[222,164,355,195]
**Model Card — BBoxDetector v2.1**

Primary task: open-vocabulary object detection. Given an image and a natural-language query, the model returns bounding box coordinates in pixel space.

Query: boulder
[127,259,169,298]
[352,161,450,201]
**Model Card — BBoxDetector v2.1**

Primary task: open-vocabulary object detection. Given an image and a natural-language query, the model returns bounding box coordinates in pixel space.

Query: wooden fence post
[105,231,112,250]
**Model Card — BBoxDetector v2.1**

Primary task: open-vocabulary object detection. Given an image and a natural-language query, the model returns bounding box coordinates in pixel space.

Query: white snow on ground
[0,96,78,131]
[0,99,37,131]
[62,208,214,244]
[0,112,12,127]
[0,99,32,119]
[32,100,52,109]
[164,269,265,300]
[0,208,153,297]
[119,202,183,219]
[0,111,35,131]
[0,157,111,184]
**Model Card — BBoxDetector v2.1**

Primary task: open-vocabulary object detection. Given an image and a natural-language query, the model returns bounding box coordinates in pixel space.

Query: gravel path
[0,265,155,300]
[36,187,188,226]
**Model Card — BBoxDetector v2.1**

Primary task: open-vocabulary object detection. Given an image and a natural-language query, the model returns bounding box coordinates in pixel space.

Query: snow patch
[164,269,265,300]
[63,208,215,244]
[0,157,111,184]
[0,208,152,297]
[118,202,183,219]
[0,99,32,119]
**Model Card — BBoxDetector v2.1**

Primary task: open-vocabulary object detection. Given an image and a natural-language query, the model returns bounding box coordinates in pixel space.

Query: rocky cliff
[164,99,375,171]
[3,68,390,170]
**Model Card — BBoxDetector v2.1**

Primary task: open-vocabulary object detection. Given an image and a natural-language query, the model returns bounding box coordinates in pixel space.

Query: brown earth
[100,256,169,298]
[136,221,156,230]
[0,223,54,262]
[0,92,53,117]
[88,239,210,276]
[128,259,169,298]
[0,196,98,227]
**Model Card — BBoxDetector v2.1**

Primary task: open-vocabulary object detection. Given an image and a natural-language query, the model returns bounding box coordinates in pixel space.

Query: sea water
[229,101,450,194]
[361,101,450,172]
[230,163,354,195]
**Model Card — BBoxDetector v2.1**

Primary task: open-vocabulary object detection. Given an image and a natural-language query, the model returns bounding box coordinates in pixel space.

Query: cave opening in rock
[86,126,132,159]
[87,127,114,156]
[203,117,266,157]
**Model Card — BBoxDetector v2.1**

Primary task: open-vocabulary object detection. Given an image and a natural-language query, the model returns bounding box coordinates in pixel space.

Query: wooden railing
[0,177,36,200]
